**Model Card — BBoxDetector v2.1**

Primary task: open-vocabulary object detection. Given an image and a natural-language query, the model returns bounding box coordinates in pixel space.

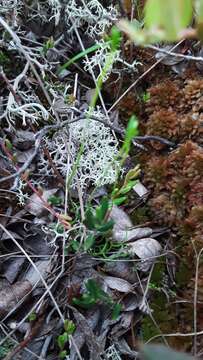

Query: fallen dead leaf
[127,238,162,272]
[103,276,133,293]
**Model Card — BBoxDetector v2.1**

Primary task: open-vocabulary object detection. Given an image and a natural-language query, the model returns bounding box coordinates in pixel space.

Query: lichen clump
[39,112,120,189]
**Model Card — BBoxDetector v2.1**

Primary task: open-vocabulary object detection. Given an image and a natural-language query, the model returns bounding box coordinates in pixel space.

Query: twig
[4,313,45,360]
[108,39,185,112]
[0,68,21,104]
[134,135,175,147]
[0,113,175,184]
[0,224,65,320]
[0,16,61,124]
[146,328,203,342]
[147,44,203,63]
[43,147,65,187]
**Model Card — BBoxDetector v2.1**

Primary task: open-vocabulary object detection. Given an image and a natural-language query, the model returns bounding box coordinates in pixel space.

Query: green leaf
[95,197,109,223]
[196,0,203,22]
[112,303,122,320]
[110,26,122,51]
[119,180,138,195]
[85,279,99,298]
[144,0,193,41]
[5,139,13,150]
[70,240,80,252]
[121,115,139,155]
[48,195,63,206]
[28,312,37,322]
[72,295,96,308]
[123,165,140,187]
[112,196,127,205]
[57,333,68,350]
[126,115,139,141]
[84,208,96,230]
[59,350,68,359]
[64,320,76,335]
[142,344,195,360]
[195,0,203,41]
[96,219,114,233]
[58,43,102,73]
[84,234,95,251]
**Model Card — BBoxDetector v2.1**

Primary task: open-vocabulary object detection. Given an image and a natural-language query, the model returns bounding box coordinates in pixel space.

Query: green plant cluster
[72,279,122,320]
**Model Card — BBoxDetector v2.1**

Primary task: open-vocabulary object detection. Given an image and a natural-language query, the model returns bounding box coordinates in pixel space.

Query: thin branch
[0,113,175,184]
[108,39,185,112]
[0,16,61,124]
[147,44,203,63]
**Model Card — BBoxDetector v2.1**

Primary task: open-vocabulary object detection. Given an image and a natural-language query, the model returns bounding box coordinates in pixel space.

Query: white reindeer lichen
[65,0,118,37]
[39,108,120,189]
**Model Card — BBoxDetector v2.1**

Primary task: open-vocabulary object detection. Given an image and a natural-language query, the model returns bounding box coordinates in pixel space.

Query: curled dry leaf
[111,311,134,337]
[25,260,51,286]
[127,238,162,272]
[123,293,142,312]
[110,205,152,243]
[25,188,58,216]
[0,280,32,318]
[103,261,139,284]
[104,276,133,293]
[113,227,153,243]
[110,205,132,230]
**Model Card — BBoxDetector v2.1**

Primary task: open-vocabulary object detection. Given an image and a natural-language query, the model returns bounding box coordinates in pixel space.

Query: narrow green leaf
[58,43,102,73]
[126,115,139,141]
[112,303,122,320]
[196,0,203,22]
[84,234,95,251]
[119,180,138,195]
[145,0,193,41]
[5,139,13,150]
[110,26,122,51]
[95,197,109,223]
[64,320,76,335]
[112,196,127,205]
[195,0,203,41]
[84,208,96,230]
[57,333,68,350]
[59,350,68,359]
[123,165,140,187]
[96,219,114,233]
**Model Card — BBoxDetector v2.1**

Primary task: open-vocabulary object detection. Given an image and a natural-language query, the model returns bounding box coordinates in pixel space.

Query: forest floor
[0,1,202,360]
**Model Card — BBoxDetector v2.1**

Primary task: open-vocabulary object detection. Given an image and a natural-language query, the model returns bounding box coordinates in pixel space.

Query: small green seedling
[112,164,140,205]
[57,320,76,359]
[72,279,122,319]
[28,312,37,322]
[84,197,114,233]
[43,37,54,55]
[48,195,63,206]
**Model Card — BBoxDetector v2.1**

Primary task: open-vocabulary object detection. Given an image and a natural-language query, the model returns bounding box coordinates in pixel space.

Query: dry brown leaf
[127,238,162,272]
[0,280,32,318]
[110,205,152,243]
[103,276,133,293]
[25,188,58,216]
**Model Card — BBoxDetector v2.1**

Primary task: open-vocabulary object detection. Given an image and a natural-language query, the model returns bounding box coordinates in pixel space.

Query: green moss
[131,205,151,224]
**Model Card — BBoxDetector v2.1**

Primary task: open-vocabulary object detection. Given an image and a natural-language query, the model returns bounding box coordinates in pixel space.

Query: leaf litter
[0,1,201,359]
